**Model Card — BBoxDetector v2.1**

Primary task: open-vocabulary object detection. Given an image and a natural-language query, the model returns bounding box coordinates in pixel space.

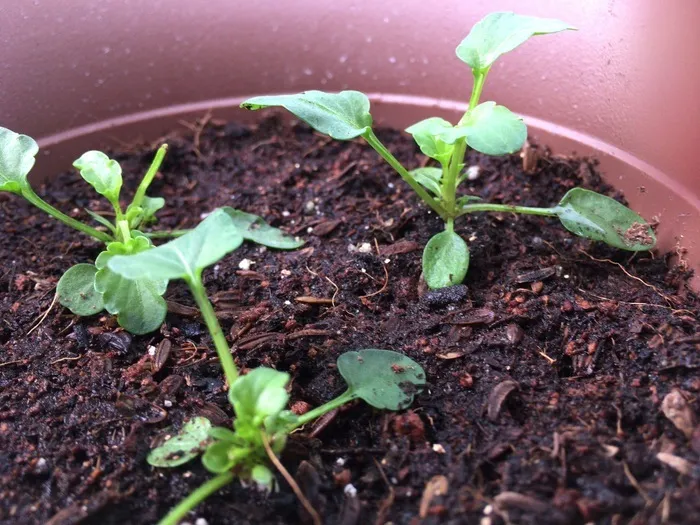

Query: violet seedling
[0,126,304,333]
[107,214,426,525]
[241,12,656,289]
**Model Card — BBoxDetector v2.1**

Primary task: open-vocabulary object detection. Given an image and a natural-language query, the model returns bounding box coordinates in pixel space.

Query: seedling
[241,12,656,289]
[0,127,303,333]
[107,212,426,524]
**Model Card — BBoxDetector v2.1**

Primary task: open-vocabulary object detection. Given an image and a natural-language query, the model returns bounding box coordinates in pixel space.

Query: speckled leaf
[456,12,575,73]
[57,264,104,316]
[241,91,372,140]
[422,231,470,289]
[555,188,656,251]
[147,417,212,467]
[0,126,38,194]
[337,349,426,410]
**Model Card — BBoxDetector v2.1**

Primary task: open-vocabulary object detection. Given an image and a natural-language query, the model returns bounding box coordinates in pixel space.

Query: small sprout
[148,417,212,467]
[243,12,653,290]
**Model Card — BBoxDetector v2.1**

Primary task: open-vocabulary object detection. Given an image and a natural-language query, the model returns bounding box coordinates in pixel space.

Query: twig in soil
[577,289,695,316]
[536,347,556,365]
[578,249,674,305]
[26,292,57,336]
[0,359,24,368]
[178,109,212,158]
[623,461,652,505]
[359,239,389,300]
[51,355,82,365]
[373,457,395,525]
[295,296,335,305]
[305,265,340,307]
[261,432,322,525]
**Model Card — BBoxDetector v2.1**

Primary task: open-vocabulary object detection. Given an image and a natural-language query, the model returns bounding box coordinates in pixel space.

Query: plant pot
[2,2,700,525]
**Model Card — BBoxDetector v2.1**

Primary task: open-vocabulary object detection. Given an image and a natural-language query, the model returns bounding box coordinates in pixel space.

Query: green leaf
[141,195,165,222]
[0,126,38,194]
[95,238,168,335]
[209,427,240,443]
[555,188,656,251]
[456,195,483,208]
[456,12,575,73]
[337,349,426,410]
[409,167,443,197]
[56,264,104,316]
[147,417,212,467]
[241,90,372,140]
[107,208,245,281]
[405,117,455,164]
[73,151,123,205]
[221,207,304,249]
[201,441,237,473]
[229,368,290,423]
[84,209,117,233]
[422,231,470,289]
[441,102,526,155]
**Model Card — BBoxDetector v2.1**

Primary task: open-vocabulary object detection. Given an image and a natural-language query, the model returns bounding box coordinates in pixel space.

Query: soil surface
[1,115,699,525]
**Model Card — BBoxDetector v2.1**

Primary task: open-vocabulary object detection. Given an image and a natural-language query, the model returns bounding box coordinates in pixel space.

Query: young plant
[106,211,426,525]
[0,126,303,333]
[241,12,656,289]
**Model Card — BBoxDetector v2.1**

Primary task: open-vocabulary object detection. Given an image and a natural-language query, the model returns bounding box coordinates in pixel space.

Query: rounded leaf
[56,264,104,316]
[241,91,372,140]
[147,417,212,468]
[409,167,443,197]
[456,12,576,72]
[422,231,470,289]
[0,126,38,194]
[73,150,123,204]
[555,188,656,251]
[251,464,275,490]
[229,368,290,422]
[405,117,455,164]
[201,441,236,473]
[337,349,426,410]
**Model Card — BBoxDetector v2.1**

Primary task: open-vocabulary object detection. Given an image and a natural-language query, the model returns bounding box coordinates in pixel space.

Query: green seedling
[0,127,303,333]
[241,12,656,289]
[107,212,426,525]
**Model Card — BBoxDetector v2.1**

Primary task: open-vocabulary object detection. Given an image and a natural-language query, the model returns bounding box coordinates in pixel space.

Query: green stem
[443,70,489,225]
[363,130,447,220]
[157,471,234,525]
[458,203,558,217]
[144,229,191,239]
[186,275,238,385]
[21,186,113,243]
[131,144,168,210]
[117,219,132,243]
[290,390,356,430]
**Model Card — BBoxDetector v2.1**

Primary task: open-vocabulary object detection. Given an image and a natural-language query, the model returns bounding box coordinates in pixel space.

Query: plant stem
[443,69,491,224]
[144,229,191,239]
[290,390,356,430]
[157,471,234,525]
[131,144,168,210]
[21,187,113,243]
[458,203,558,217]
[363,130,447,220]
[187,276,238,386]
[117,219,132,243]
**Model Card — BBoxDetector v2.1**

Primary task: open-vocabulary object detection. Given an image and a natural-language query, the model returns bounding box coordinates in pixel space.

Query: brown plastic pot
[2,1,699,284]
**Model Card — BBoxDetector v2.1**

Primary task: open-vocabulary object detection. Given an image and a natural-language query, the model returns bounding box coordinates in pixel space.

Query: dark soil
[1,115,699,525]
